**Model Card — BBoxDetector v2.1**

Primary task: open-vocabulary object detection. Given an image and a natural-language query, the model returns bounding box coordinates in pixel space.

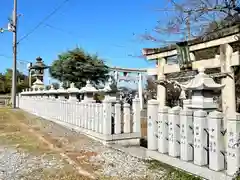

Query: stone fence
[17,88,142,146]
[147,99,240,179]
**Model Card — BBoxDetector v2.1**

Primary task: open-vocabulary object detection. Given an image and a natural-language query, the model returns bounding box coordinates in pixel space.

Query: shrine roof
[142,24,240,56]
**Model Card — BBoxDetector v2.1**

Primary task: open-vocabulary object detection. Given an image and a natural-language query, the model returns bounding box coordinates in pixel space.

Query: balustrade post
[208,111,225,171]
[180,108,193,161]
[158,106,169,153]
[94,104,100,132]
[99,104,103,133]
[102,99,112,135]
[226,114,240,176]
[168,106,181,157]
[114,103,121,134]
[132,98,141,134]
[123,103,131,133]
[147,99,159,150]
[193,110,208,166]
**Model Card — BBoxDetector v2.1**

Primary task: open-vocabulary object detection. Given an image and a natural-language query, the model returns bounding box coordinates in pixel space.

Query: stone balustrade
[147,99,240,179]
[17,87,142,146]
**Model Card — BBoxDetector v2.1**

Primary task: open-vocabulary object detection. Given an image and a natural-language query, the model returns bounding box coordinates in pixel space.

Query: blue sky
[0,0,178,85]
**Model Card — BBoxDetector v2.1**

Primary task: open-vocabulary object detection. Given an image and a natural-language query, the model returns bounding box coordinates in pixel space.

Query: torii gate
[110,67,149,109]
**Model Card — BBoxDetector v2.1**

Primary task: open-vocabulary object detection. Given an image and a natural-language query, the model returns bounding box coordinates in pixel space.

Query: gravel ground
[0,109,168,180]
[0,146,64,180]
[19,111,166,180]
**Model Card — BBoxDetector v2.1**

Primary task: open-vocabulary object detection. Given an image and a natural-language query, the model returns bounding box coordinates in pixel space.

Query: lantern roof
[29,57,49,70]
[183,67,225,90]
[57,82,67,94]
[79,80,98,93]
[67,83,79,93]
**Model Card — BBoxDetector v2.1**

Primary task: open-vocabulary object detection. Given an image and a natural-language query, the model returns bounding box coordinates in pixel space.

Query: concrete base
[147,150,233,180]
[37,115,141,146]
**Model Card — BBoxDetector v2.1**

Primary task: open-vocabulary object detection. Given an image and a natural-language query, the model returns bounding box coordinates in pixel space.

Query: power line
[0,53,31,63]
[17,0,70,44]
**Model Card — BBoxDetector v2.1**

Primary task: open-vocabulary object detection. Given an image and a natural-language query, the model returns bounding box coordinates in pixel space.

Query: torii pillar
[220,44,236,121]
[157,58,166,107]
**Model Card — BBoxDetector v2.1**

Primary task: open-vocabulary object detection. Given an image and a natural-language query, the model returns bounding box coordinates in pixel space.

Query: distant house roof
[142,23,240,56]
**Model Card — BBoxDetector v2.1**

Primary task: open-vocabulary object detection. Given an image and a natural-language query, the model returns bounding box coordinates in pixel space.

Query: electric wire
[17,0,70,44]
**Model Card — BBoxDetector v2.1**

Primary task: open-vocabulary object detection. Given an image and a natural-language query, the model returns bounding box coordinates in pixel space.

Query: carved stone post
[158,106,170,153]
[114,103,121,134]
[102,99,112,135]
[193,110,208,166]
[147,99,159,150]
[208,111,225,171]
[226,114,240,176]
[168,106,181,157]
[180,108,193,161]
[123,103,131,133]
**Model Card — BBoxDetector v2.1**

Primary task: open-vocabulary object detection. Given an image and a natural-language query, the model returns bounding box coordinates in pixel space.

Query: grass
[0,109,50,154]
[146,159,203,180]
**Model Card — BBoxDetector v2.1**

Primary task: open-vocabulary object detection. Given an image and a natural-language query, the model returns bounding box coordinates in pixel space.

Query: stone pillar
[226,114,240,176]
[102,100,112,135]
[132,98,141,134]
[74,102,78,125]
[84,103,88,129]
[180,108,193,161]
[99,104,103,133]
[71,102,75,125]
[58,94,66,101]
[168,106,181,157]
[138,73,143,109]
[75,102,80,127]
[91,104,95,130]
[208,111,225,171]
[87,104,91,130]
[220,44,236,121]
[58,99,63,121]
[80,103,84,128]
[157,57,166,107]
[193,110,208,166]
[62,101,66,123]
[158,106,169,153]
[123,103,131,133]
[114,103,121,134]
[147,99,159,150]
[95,104,100,132]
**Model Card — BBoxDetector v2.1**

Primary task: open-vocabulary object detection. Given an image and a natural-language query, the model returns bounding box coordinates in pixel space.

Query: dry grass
[0,108,92,180]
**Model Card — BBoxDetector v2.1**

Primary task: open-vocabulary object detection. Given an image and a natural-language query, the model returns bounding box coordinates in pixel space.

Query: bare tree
[140,0,240,44]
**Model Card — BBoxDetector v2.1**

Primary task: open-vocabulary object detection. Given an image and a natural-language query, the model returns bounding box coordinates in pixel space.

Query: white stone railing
[17,93,142,146]
[147,99,240,179]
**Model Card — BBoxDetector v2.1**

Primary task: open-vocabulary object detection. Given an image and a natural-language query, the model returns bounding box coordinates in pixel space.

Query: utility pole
[11,0,17,108]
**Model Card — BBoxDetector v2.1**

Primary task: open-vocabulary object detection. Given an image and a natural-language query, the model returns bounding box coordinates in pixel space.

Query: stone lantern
[183,67,225,112]
[67,83,79,102]
[101,77,117,102]
[79,80,98,103]
[31,78,45,91]
[46,85,58,99]
[57,82,67,100]
[29,57,49,82]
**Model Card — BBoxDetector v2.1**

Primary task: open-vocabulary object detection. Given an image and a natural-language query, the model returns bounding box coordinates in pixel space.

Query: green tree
[0,69,29,94]
[49,48,109,89]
